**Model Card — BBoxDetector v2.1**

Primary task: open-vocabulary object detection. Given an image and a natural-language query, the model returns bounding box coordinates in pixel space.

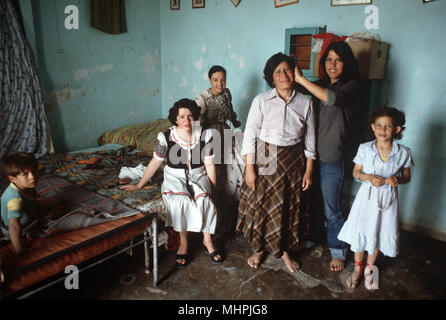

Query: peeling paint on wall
[94,64,113,72]
[45,86,87,110]
[179,77,188,87]
[241,89,248,101]
[239,56,245,69]
[201,45,207,53]
[74,64,114,82]
[74,68,89,81]
[167,63,180,73]
[142,51,160,76]
[167,93,173,104]
[136,87,160,97]
[194,57,203,71]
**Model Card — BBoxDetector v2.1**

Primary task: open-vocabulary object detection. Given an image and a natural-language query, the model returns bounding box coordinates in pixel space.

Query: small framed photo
[331,0,372,6]
[231,0,241,7]
[170,0,180,10]
[274,0,299,8]
[192,0,205,8]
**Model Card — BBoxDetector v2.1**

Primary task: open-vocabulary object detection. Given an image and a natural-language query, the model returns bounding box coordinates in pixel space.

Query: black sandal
[204,248,224,264]
[175,254,188,268]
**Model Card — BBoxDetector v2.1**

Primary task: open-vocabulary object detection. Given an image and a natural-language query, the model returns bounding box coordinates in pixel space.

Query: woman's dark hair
[1,152,38,177]
[368,106,406,140]
[319,41,359,82]
[263,52,296,88]
[168,98,201,125]
[208,65,226,79]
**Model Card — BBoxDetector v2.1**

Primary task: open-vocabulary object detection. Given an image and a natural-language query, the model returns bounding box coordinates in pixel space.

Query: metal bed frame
[0,211,159,299]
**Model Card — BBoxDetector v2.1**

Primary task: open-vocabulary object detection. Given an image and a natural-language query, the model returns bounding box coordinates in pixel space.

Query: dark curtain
[0,0,49,192]
[90,0,127,34]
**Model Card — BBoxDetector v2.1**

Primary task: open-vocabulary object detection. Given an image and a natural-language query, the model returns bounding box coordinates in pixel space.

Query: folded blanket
[119,164,146,179]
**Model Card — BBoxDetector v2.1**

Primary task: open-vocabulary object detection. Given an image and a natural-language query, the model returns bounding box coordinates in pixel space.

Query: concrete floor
[28,228,446,300]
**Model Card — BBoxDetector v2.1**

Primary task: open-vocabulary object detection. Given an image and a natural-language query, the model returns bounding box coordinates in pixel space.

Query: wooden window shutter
[90,0,127,34]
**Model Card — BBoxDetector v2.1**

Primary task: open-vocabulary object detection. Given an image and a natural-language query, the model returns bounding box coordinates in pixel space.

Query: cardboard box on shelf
[346,39,389,80]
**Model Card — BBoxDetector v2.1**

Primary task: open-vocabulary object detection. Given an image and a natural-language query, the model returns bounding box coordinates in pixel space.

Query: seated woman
[120,98,223,267]
[236,53,316,273]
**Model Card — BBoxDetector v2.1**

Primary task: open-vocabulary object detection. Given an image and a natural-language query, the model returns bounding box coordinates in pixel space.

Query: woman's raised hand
[294,65,304,84]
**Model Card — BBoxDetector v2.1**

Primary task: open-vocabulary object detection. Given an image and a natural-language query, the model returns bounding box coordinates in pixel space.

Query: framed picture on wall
[170,0,180,10]
[231,0,241,7]
[192,0,205,8]
[274,0,299,8]
[331,0,372,6]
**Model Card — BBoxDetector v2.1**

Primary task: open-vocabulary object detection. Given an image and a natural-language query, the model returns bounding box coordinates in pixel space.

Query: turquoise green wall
[20,0,446,240]
[160,0,446,240]
[28,0,161,153]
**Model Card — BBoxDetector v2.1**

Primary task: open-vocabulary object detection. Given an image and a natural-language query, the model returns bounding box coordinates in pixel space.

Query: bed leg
[152,214,158,287]
[126,238,134,256]
[0,249,3,299]
[144,231,151,274]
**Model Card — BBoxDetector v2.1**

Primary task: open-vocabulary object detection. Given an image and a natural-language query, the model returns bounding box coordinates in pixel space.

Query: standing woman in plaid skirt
[236,53,316,272]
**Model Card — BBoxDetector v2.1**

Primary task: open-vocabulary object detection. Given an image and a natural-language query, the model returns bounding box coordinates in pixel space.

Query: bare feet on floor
[282,251,300,273]
[247,251,264,269]
[330,258,345,272]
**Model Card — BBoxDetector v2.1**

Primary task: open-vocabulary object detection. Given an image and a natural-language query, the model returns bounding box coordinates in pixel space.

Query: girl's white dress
[337,140,414,257]
[154,125,217,234]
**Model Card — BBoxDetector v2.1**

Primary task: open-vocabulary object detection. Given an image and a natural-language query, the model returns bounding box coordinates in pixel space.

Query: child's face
[209,71,226,96]
[9,169,38,190]
[371,116,401,142]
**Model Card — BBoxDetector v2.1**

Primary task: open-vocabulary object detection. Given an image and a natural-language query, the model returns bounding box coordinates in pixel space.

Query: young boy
[1,152,41,255]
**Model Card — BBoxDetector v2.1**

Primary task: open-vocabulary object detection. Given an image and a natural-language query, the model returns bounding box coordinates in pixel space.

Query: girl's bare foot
[330,258,345,272]
[247,251,264,269]
[282,251,300,273]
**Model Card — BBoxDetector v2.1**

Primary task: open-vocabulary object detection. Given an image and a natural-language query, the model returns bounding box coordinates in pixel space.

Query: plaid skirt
[236,141,310,258]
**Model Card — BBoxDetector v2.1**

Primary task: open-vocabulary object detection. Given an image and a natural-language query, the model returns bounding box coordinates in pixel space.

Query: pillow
[98,119,172,155]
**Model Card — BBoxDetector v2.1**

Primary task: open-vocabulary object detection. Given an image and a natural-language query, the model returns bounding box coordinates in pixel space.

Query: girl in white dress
[337,107,413,290]
[121,99,223,267]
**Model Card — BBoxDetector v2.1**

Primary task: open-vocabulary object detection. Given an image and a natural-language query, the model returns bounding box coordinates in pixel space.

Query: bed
[0,119,172,299]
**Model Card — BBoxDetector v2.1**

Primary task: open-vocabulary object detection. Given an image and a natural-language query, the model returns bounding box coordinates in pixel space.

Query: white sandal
[346,260,363,288]
[364,264,379,290]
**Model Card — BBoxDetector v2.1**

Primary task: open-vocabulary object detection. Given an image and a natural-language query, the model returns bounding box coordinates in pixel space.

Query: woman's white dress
[153,125,217,234]
[337,140,414,257]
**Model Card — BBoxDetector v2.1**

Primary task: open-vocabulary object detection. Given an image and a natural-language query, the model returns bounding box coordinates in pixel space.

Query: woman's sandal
[175,254,188,269]
[346,260,363,288]
[204,248,224,264]
[364,263,379,290]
